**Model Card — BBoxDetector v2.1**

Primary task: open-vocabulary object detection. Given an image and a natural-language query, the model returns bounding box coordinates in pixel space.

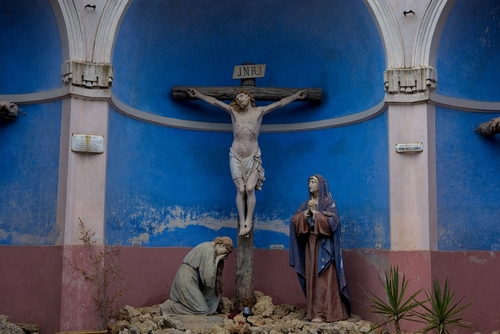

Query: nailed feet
[239,220,252,237]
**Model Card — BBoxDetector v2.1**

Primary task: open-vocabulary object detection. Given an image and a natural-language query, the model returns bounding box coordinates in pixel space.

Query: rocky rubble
[108,291,374,334]
[0,315,39,334]
[3,293,500,334]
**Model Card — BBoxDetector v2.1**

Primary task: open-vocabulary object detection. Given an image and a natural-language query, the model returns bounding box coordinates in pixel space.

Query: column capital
[62,60,113,99]
[384,66,437,103]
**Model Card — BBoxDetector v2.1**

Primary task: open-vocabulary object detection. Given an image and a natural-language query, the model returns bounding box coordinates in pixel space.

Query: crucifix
[172,62,322,309]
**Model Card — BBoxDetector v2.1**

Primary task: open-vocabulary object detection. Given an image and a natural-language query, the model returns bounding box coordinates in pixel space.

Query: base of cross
[173,86,322,102]
[236,217,256,309]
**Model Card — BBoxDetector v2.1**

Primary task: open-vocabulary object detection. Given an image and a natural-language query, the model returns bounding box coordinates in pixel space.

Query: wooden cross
[173,63,322,103]
[172,63,322,309]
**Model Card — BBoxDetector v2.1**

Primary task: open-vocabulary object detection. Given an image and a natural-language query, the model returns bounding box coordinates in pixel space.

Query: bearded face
[230,90,256,112]
[235,93,251,108]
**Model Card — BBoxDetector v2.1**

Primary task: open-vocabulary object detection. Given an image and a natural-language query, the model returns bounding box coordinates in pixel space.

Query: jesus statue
[187,88,307,236]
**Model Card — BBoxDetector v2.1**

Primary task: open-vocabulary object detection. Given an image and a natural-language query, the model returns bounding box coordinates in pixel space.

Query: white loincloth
[229,147,265,190]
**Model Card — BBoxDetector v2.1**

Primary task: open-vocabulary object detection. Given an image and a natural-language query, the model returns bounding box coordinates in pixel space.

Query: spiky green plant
[415,278,473,334]
[366,266,421,334]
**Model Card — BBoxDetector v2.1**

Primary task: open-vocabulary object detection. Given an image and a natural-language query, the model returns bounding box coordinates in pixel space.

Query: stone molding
[52,0,132,62]
[62,60,113,88]
[364,0,454,106]
[412,0,456,67]
[384,66,437,103]
[51,0,84,61]
[93,0,134,63]
[110,93,387,133]
[365,0,456,69]
[363,0,405,68]
[61,61,113,100]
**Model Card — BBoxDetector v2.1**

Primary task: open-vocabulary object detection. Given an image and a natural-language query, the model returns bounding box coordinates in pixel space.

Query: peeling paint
[357,250,389,274]
[469,255,486,264]
[0,228,60,245]
[254,217,289,235]
[373,218,387,247]
[130,233,150,244]
[133,205,237,232]
[108,189,293,245]
[124,212,289,245]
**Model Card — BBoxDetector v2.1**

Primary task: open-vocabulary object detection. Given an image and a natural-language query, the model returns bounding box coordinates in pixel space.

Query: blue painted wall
[4,0,499,252]
[106,108,389,249]
[437,0,500,101]
[436,0,500,250]
[112,0,383,122]
[436,108,500,251]
[107,0,389,249]
[0,0,62,245]
[0,0,62,94]
[0,103,62,245]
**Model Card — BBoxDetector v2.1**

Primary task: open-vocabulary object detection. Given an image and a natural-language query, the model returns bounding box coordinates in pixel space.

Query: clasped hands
[304,200,318,218]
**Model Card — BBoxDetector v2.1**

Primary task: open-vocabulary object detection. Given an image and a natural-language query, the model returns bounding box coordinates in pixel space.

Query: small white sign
[233,64,266,79]
[71,133,104,153]
[395,142,423,153]
[269,244,284,250]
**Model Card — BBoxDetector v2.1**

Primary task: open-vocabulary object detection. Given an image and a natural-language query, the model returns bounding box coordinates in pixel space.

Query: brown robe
[292,211,348,322]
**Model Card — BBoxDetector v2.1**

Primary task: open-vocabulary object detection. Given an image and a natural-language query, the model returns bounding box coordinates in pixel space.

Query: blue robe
[289,174,351,321]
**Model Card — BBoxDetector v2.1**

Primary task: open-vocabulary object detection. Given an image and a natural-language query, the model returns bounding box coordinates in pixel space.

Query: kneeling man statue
[160,236,234,315]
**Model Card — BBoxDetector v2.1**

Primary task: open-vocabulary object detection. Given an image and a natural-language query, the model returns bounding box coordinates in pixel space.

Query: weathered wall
[435,0,500,251]
[107,0,389,250]
[0,246,63,334]
[0,0,62,245]
[0,0,62,94]
[1,0,500,333]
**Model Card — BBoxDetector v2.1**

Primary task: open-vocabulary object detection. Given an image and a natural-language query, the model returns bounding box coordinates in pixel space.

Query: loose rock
[0,316,39,334]
[106,292,376,334]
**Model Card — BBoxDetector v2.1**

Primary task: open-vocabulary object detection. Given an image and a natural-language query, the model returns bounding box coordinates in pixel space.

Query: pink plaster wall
[0,246,63,334]
[1,247,498,334]
[253,249,306,307]
[60,244,107,331]
[343,249,390,322]
[344,250,500,333]
[431,251,500,333]
[108,247,306,309]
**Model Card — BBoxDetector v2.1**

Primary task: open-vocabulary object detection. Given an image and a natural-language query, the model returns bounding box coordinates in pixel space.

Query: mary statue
[289,174,351,323]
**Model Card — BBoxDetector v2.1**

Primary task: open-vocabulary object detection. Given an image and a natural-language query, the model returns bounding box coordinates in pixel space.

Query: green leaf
[414,278,473,334]
[365,266,422,334]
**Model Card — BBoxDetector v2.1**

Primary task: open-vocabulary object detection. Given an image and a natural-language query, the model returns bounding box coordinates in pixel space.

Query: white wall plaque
[395,142,423,153]
[269,244,284,250]
[71,134,104,153]
[232,64,266,79]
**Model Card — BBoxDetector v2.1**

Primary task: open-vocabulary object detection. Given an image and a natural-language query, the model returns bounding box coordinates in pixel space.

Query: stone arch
[50,0,85,62]
[94,0,134,63]
[412,0,456,68]
[50,0,133,63]
[363,0,404,69]
[363,0,457,70]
